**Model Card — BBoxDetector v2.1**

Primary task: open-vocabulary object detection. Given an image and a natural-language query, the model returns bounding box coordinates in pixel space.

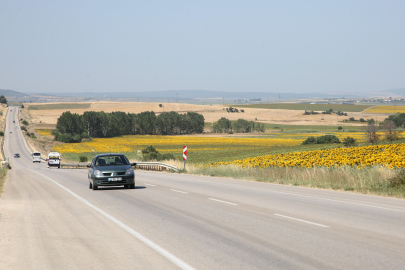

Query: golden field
[364,105,405,114]
[26,101,388,126]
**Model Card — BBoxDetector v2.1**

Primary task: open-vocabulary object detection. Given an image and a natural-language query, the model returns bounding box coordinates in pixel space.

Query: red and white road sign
[183,146,187,160]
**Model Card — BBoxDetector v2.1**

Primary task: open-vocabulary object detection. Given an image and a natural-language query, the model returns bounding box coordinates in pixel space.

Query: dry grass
[177,163,404,198]
[0,167,8,196]
[23,101,387,127]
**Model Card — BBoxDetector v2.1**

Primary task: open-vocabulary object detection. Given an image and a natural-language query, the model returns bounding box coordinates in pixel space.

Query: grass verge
[182,164,405,198]
[0,167,8,196]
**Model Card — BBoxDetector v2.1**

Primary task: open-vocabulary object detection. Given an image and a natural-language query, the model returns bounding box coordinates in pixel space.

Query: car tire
[124,184,129,189]
[130,184,135,189]
[89,181,92,189]
[58,165,60,169]
[92,181,98,190]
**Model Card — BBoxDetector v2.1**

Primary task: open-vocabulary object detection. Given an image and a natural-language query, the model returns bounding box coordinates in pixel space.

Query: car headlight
[94,170,103,177]
[125,168,134,175]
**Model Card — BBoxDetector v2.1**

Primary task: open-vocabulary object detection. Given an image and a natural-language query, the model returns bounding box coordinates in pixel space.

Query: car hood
[93,165,131,172]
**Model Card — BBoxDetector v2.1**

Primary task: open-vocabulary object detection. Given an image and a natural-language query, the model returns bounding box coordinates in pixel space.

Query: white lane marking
[274,214,329,228]
[31,170,195,270]
[209,198,238,205]
[170,189,188,194]
[144,183,156,186]
[180,178,405,213]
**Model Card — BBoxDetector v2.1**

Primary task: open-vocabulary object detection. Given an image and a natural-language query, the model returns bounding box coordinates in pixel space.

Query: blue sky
[1,0,404,94]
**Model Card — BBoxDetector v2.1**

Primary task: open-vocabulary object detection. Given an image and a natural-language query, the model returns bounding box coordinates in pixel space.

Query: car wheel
[89,181,92,189]
[92,181,98,190]
[130,184,135,189]
[124,184,129,189]
[58,165,60,169]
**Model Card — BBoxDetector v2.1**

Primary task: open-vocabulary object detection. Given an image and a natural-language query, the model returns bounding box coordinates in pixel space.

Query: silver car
[87,154,136,190]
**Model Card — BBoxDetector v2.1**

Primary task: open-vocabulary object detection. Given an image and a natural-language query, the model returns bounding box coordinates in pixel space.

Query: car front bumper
[93,175,135,186]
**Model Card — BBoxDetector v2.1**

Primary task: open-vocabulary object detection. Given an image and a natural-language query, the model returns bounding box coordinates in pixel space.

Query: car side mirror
[131,162,137,166]
[87,164,92,168]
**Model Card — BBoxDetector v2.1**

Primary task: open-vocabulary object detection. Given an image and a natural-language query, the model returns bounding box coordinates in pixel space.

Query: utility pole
[278,94,280,110]
[394,99,396,114]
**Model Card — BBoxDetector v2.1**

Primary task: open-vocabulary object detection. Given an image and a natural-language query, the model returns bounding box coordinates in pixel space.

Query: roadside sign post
[183,146,187,170]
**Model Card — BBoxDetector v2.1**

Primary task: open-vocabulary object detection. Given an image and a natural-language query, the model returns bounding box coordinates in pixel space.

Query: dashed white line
[170,189,188,194]
[31,170,195,270]
[209,198,238,205]
[274,214,329,228]
[144,183,156,186]
[172,177,405,213]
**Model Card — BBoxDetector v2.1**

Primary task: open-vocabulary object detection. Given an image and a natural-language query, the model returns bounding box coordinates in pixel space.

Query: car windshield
[95,156,129,166]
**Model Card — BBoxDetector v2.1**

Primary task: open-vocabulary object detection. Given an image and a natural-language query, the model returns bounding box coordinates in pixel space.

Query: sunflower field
[209,143,405,169]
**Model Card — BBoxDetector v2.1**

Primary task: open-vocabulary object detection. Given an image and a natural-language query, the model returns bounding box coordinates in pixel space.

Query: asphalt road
[1,106,405,269]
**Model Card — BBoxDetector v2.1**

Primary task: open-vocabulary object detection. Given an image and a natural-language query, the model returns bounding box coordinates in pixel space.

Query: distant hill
[0,89,28,97]
[0,87,402,102]
[41,90,364,100]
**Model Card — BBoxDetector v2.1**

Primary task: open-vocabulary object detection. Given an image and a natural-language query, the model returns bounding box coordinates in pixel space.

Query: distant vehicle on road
[13,120,15,123]
[87,154,136,190]
[47,152,61,168]
[14,153,20,158]
[32,152,41,163]
[9,131,12,133]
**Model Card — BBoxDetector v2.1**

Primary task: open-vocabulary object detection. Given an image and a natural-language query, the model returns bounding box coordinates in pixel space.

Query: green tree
[213,117,232,133]
[343,136,356,147]
[0,95,7,104]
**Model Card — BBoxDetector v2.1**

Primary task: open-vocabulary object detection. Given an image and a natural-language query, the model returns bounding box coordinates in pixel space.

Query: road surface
[1,106,405,269]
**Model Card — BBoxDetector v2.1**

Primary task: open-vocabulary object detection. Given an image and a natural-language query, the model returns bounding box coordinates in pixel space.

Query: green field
[234,103,372,112]
[206,122,365,132]
[28,103,91,110]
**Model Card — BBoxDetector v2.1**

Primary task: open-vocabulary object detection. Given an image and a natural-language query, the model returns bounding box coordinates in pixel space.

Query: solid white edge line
[274,214,329,228]
[144,183,156,186]
[170,189,188,194]
[209,198,238,205]
[31,170,195,270]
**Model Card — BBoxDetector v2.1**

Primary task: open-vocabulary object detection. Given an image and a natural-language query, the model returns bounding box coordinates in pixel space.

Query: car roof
[94,153,125,158]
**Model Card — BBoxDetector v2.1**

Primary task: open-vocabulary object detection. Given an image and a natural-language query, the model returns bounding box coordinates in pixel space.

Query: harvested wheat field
[25,101,389,127]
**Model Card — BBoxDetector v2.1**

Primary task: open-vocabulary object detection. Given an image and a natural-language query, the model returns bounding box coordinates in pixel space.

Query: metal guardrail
[134,162,180,172]
[60,162,180,172]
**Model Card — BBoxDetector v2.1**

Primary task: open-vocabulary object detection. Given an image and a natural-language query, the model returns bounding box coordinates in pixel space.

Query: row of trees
[363,113,405,143]
[54,111,205,142]
[212,117,265,133]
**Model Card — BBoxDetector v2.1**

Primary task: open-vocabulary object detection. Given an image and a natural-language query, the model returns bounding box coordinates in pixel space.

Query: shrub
[338,126,343,130]
[22,120,29,126]
[322,109,333,114]
[343,136,356,147]
[302,136,317,145]
[21,126,27,132]
[79,156,88,162]
[302,135,341,145]
[81,132,90,139]
[388,169,405,188]
[142,145,158,155]
[141,146,175,161]
[0,131,3,136]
